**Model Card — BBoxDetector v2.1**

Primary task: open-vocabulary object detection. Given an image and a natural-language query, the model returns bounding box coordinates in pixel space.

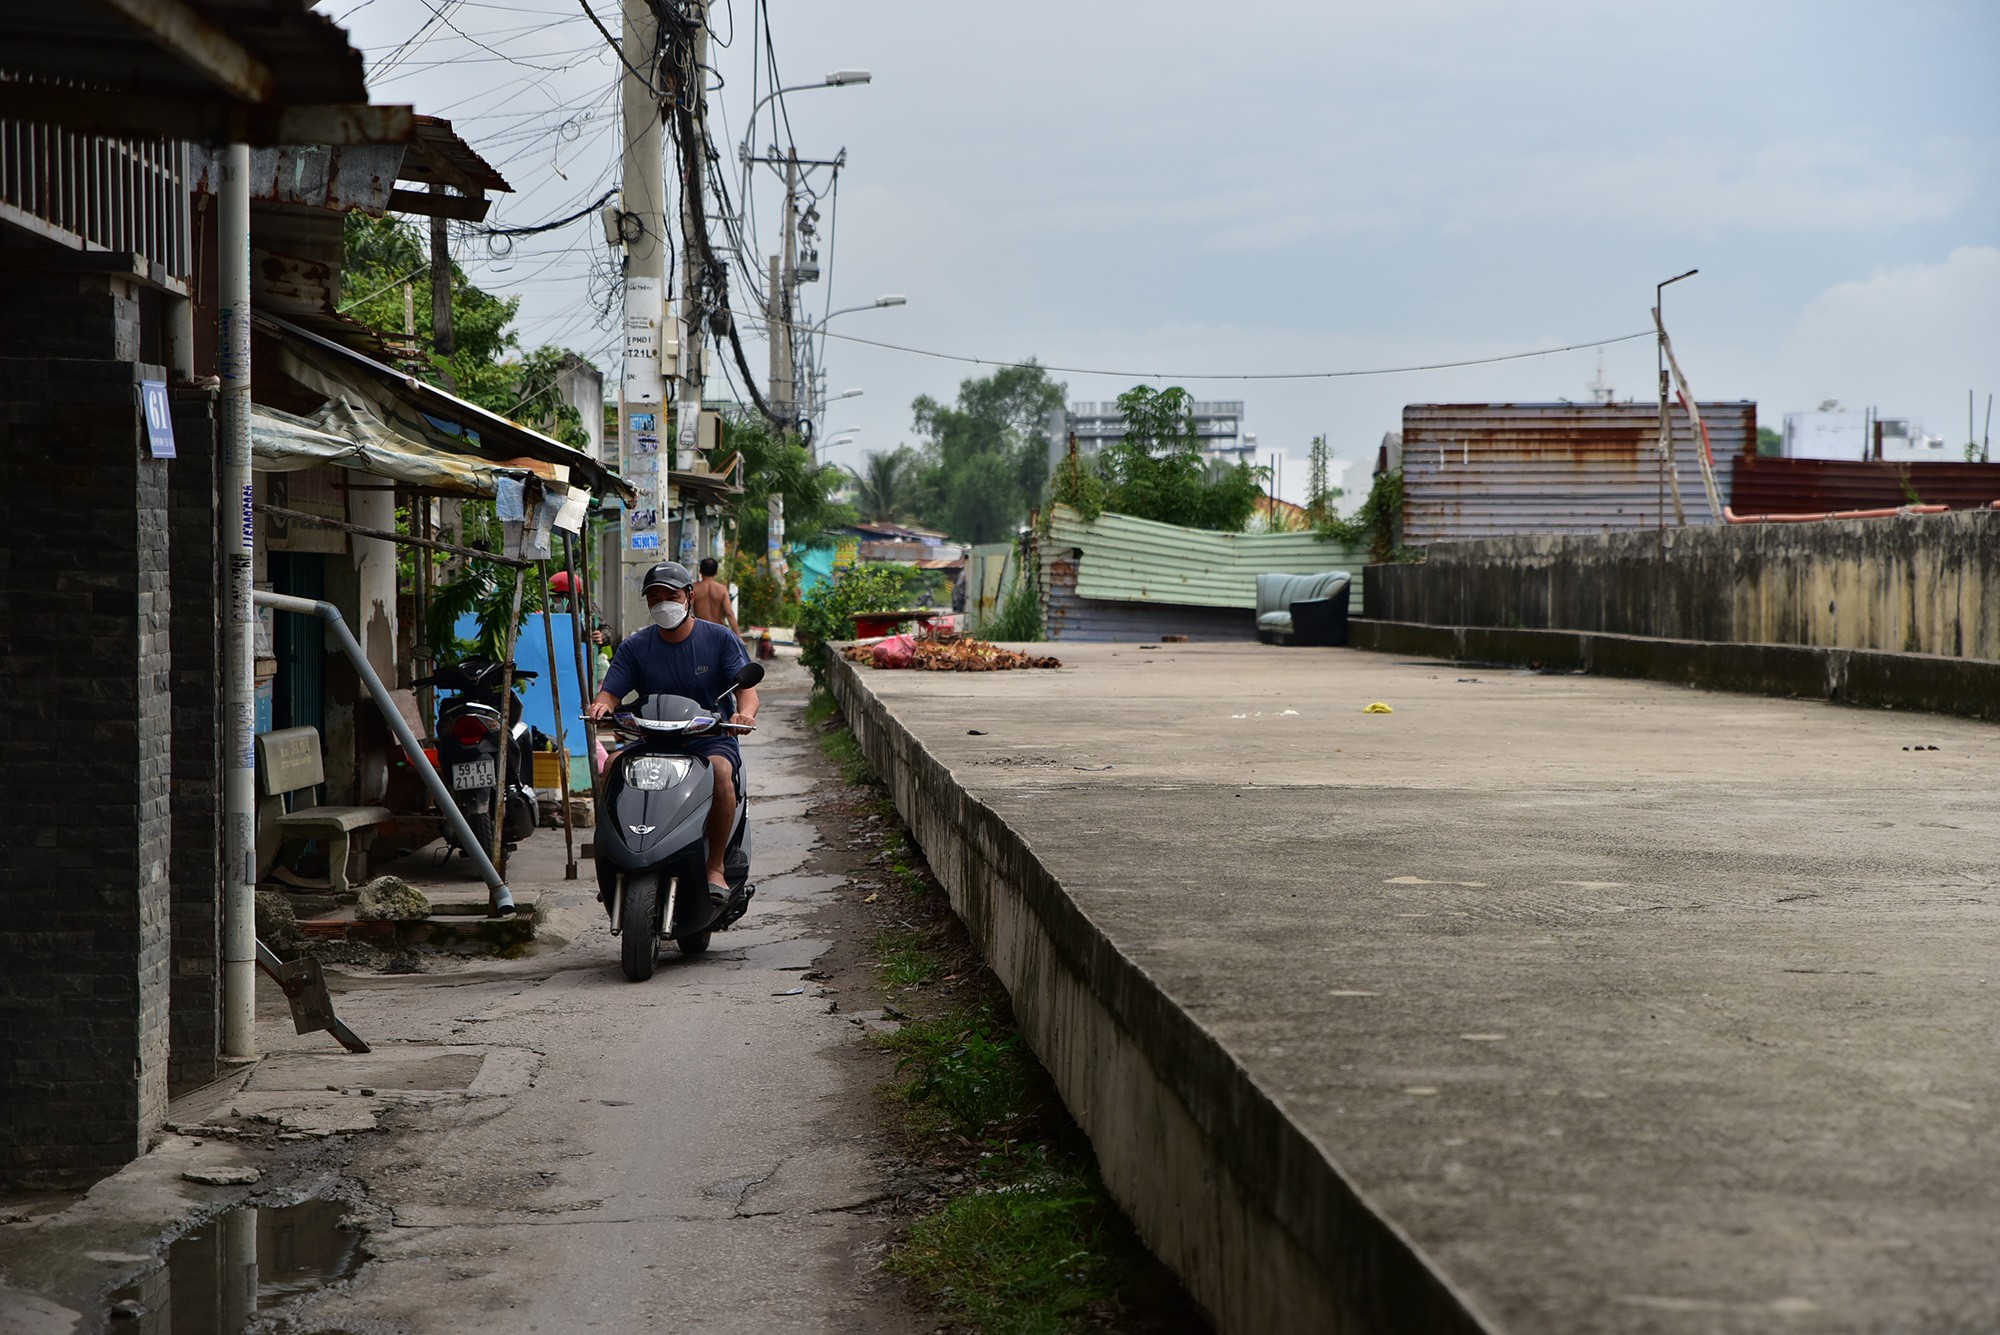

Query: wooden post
[539,562,579,880]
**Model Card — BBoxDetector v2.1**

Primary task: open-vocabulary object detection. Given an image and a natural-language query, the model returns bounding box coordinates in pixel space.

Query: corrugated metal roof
[1040,504,1367,611]
[1732,455,2000,515]
[1401,402,1753,543]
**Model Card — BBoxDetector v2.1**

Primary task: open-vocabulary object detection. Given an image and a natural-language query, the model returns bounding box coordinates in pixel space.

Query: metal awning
[257,313,633,502]
[252,400,546,498]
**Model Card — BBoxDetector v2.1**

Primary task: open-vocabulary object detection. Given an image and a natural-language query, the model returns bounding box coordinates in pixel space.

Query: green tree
[708,410,853,555]
[853,446,923,524]
[338,213,592,449]
[1756,426,1783,457]
[1096,385,1266,532]
[909,361,1067,542]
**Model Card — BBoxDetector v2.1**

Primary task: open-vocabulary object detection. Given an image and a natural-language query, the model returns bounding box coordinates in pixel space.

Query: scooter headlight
[626,755,693,791]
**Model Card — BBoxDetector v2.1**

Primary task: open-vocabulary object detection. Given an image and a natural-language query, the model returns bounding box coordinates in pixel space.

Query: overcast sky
[332,0,2000,502]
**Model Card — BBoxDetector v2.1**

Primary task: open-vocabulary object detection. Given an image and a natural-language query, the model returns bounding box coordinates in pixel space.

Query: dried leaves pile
[846,636,1062,672]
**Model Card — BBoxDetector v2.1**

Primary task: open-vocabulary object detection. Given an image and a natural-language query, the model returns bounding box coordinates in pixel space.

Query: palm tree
[854,447,921,524]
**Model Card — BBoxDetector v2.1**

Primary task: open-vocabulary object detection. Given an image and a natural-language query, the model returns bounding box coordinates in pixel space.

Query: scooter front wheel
[620,872,660,981]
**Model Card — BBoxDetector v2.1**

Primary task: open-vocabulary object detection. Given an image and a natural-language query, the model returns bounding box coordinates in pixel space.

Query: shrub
[795,563,914,684]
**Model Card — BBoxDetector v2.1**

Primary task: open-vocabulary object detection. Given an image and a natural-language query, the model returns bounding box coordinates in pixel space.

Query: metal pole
[538,563,579,879]
[257,591,515,914]
[1654,269,1697,528]
[220,143,256,1061]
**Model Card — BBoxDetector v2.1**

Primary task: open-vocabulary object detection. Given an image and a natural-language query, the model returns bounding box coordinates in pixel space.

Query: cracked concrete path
[291,659,925,1334]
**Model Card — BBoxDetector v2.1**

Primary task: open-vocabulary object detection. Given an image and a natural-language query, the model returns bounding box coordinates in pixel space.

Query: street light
[740,71,874,163]
[826,388,863,404]
[803,298,909,447]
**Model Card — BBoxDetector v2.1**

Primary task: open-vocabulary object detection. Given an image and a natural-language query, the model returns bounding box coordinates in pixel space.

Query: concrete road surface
[281,660,923,1334]
[839,641,2000,1333]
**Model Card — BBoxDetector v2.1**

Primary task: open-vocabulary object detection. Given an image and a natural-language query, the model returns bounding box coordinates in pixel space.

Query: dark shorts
[685,734,742,785]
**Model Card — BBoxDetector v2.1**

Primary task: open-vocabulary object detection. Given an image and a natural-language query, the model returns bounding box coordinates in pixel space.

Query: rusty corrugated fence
[1402,402,1754,543]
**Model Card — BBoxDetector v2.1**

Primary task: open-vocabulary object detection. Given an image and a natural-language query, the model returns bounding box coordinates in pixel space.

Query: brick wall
[0,273,176,1185]
[168,388,221,1093]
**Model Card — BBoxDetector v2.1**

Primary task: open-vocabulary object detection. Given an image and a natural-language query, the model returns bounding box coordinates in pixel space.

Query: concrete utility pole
[767,252,792,424]
[619,0,667,631]
[780,151,799,431]
[220,144,255,1061]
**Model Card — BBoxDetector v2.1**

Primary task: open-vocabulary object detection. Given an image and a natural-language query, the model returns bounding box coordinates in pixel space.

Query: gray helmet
[641,560,694,593]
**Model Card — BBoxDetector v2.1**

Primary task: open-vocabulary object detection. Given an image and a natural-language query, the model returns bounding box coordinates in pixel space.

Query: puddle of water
[108,1197,362,1332]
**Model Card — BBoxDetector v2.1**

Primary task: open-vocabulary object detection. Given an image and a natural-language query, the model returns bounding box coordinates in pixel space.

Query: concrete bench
[255,726,393,898]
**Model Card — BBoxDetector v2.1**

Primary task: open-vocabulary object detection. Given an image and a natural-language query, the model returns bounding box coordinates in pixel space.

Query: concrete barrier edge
[1348,620,2000,722]
[828,653,1495,1335]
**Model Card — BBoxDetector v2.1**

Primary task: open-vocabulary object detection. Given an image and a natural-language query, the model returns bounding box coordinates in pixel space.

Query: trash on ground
[772,986,806,997]
[1363,702,1395,714]
[847,636,1061,672]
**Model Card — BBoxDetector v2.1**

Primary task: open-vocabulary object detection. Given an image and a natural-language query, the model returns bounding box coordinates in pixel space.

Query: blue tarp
[795,543,835,596]
[452,612,592,752]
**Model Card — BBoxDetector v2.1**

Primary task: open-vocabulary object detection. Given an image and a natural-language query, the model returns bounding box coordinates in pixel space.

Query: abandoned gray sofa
[1254,570,1352,646]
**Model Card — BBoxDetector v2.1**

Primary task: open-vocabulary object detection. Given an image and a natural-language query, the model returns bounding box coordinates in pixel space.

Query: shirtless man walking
[690,556,740,634]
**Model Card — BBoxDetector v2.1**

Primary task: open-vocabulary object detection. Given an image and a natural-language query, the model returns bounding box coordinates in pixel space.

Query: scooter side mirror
[733,662,765,690]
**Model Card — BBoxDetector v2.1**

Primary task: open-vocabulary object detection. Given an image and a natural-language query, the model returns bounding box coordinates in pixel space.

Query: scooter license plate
[452,758,497,790]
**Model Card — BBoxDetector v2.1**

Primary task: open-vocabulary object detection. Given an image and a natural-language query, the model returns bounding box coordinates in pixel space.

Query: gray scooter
[596,662,765,981]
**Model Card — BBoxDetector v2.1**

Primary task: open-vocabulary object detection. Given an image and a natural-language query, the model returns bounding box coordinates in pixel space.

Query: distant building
[1065,399,1255,466]
[1781,409,1948,462]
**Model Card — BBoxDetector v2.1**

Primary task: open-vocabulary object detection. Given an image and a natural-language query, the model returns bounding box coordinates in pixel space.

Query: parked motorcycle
[596,662,764,981]
[415,657,540,861]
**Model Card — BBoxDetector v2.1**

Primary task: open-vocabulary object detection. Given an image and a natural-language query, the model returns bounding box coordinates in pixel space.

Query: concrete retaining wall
[1350,620,2000,722]
[1366,508,2000,661]
[829,654,1490,1335]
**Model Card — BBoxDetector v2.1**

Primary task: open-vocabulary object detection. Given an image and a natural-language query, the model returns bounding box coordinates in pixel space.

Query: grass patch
[873,927,948,989]
[822,688,1201,1331]
[817,721,876,787]
[892,1156,1124,1334]
[883,1004,1035,1137]
[804,688,839,728]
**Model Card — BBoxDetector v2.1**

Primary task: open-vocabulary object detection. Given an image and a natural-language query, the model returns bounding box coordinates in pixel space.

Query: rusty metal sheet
[1400,402,1754,543]
[191,142,403,213]
[1731,456,2000,515]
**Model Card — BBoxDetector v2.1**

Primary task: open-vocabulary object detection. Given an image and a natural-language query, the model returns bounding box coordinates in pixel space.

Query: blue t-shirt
[601,620,750,717]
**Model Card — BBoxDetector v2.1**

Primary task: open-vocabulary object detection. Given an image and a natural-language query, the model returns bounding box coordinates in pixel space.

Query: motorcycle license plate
[452,758,497,790]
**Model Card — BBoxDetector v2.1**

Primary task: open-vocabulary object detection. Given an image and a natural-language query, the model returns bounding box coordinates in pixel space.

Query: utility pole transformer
[618,0,668,632]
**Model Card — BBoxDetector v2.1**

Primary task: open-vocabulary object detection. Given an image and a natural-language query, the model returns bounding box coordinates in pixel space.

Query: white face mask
[649,600,689,631]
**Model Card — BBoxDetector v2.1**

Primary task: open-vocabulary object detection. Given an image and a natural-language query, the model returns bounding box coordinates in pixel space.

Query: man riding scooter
[587,561,759,917]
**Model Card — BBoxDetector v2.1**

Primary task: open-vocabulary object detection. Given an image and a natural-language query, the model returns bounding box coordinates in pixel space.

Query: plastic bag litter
[872,634,917,668]
[1363,702,1394,714]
